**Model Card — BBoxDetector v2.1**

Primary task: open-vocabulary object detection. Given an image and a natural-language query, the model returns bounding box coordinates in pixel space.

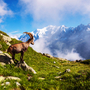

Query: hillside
[0,30,90,90]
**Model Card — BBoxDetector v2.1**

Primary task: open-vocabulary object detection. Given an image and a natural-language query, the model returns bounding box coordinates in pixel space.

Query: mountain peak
[19,23,90,60]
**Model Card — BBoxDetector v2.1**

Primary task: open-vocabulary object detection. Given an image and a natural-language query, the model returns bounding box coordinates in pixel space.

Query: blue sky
[0,0,90,37]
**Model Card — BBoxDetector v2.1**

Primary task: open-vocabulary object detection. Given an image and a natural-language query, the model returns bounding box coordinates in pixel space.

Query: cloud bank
[55,49,84,61]
[31,38,84,61]
[31,38,52,55]
[0,0,13,23]
[19,0,90,25]
[8,31,21,40]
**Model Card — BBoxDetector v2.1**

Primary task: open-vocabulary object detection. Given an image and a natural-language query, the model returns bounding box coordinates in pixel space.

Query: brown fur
[7,32,34,63]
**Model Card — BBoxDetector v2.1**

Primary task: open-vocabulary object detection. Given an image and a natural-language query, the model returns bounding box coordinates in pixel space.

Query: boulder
[20,61,36,74]
[5,82,10,85]
[57,57,68,61]
[75,59,82,62]
[0,52,36,74]
[0,76,5,82]
[0,34,11,46]
[43,53,54,58]
[38,77,45,80]
[55,76,61,79]
[65,69,71,72]
[6,42,11,46]
[0,34,11,42]
[0,50,3,53]
[0,53,14,66]
[15,82,21,86]
[6,76,21,81]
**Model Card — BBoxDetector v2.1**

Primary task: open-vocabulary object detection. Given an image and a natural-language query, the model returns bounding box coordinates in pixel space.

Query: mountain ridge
[19,24,90,60]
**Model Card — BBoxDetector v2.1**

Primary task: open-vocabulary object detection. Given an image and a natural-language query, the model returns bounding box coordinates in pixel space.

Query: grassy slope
[0,31,90,90]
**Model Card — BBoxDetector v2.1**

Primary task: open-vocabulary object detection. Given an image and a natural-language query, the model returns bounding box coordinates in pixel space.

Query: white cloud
[9,31,19,34]
[0,0,13,23]
[8,31,21,40]
[55,49,85,61]
[9,34,19,40]
[31,38,52,55]
[31,37,84,61]
[19,0,90,24]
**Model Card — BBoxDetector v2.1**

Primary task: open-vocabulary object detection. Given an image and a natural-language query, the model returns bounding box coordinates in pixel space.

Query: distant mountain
[19,24,90,60]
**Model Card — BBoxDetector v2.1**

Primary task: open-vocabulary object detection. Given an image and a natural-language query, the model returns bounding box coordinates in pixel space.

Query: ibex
[7,32,34,63]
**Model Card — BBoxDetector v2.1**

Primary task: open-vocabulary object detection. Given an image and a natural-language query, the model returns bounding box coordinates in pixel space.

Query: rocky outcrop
[43,53,54,58]
[43,53,68,61]
[0,34,11,42]
[0,76,21,82]
[0,33,11,46]
[56,57,68,61]
[6,76,21,81]
[17,61,36,74]
[0,76,5,82]
[0,51,36,74]
[0,52,14,66]
[0,76,21,88]
[75,59,82,62]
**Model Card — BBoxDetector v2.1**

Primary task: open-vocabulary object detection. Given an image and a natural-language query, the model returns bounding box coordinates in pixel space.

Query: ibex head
[23,32,34,45]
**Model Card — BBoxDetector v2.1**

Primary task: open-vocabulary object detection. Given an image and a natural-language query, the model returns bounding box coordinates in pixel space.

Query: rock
[1,82,10,86]
[0,52,36,74]
[0,34,11,42]
[0,53,14,65]
[0,76,5,82]
[28,76,32,81]
[65,69,71,72]
[43,53,54,58]
[16,82,21,86]
[60,79,62,81]
[22,61,36,74]
[53,61,56,64]
[6,42,11,46]
[55,76,61,79]
[5,82,10,85]
[52,65,59,68]
[76,59,82,62]
[0,50,3,53]
[57,72,61,75]
[6,76,21,81]
[38,77,45,80]
[0,34,11,46]
[55,66,59,68]
[17,61,36,74]
[0,62,6,66]
[1,81,21,87]
[4,53,12,58]
[57,57,68,61]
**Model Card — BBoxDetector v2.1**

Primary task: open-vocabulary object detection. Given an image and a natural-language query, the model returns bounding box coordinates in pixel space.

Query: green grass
[0,30,90,90]
[0,35,9,51]
[0,30,9,36]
